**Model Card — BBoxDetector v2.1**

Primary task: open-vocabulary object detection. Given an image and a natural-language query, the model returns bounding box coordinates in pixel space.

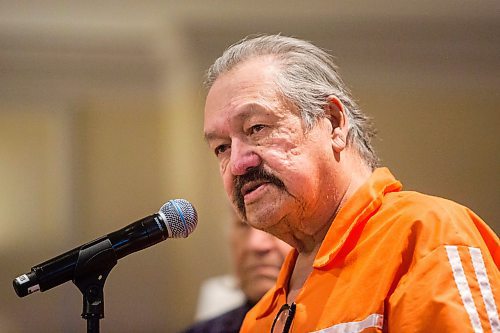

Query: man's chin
[244,205,279,226]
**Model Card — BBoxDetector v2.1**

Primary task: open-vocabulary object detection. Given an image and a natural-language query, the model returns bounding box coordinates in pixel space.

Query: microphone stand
[72,237,118,333]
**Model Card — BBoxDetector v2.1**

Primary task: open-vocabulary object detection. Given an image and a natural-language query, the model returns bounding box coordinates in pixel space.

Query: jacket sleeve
[387,244,500,332]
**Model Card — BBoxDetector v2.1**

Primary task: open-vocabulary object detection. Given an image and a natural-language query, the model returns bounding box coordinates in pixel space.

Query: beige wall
[0,2,498,332]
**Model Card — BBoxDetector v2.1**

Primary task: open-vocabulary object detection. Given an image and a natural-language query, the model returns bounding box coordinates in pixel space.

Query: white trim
[310,313,383,333]
[446,245,483,333]
[469,247,500,332]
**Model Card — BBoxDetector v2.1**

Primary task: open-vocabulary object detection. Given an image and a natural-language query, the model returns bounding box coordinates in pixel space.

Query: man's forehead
[204,64,282,135]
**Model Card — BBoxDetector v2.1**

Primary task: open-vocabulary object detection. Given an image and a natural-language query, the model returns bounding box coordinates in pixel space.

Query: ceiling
[0,1,498,104]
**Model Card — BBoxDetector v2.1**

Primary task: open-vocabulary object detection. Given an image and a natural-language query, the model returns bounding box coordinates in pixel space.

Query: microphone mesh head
[159,199,198,238]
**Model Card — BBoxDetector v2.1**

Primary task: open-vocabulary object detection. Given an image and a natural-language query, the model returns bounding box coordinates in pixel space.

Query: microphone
[13,199,197,298]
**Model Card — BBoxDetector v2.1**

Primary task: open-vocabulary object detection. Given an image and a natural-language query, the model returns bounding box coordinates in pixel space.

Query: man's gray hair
[205,34,379,169]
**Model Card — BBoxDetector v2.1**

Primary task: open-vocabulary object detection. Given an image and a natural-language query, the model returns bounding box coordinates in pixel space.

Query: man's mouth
[233,166,286,219]
[241,180,269,197]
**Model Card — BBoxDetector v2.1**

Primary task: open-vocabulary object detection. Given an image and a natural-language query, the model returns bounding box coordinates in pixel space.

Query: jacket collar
[254,168,401,318]
[314,167,401,268]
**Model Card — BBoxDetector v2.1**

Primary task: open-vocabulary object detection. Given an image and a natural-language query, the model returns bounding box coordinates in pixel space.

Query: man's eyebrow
[204,131,220,143]
[203,103,271,143]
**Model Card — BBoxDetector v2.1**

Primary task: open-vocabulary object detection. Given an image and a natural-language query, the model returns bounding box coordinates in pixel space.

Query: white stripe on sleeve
[446,245,484,333]
[469,247,500,332]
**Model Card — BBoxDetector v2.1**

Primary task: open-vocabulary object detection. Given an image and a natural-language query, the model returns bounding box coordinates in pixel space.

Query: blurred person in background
[203,34,499,332]
[182,209,291,333]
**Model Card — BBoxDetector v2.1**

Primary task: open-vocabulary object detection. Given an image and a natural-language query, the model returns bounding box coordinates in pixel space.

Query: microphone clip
[73,237,118,332]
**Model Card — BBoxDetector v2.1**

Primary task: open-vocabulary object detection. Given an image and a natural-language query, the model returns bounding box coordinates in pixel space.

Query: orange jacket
[240,168,499,332]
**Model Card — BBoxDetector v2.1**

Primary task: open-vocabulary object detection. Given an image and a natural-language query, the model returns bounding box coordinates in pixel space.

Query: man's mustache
[233,166,285,219]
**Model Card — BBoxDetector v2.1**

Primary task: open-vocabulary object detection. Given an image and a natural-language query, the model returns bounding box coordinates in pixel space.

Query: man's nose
[229,139,261,175]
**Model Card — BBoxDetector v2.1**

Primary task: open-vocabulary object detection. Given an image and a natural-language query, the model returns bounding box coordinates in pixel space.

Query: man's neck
[286,243,320,304]
[286,162,373,303]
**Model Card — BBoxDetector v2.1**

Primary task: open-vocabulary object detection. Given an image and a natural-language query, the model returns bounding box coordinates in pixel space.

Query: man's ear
[325,95,348,153]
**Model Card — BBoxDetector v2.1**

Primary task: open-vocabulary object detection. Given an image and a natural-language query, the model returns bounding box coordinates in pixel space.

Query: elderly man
[203,35,499,332]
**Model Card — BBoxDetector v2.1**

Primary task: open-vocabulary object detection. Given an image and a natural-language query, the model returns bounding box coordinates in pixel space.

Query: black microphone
[13,199,197,298]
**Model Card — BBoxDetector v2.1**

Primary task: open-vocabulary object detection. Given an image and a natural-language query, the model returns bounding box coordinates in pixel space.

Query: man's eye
[250,124,265,134]
[215,144,230,156]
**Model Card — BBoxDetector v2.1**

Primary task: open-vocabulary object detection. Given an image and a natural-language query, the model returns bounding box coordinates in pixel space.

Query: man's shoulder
[378,190,491,248]
[383,189,473,222]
